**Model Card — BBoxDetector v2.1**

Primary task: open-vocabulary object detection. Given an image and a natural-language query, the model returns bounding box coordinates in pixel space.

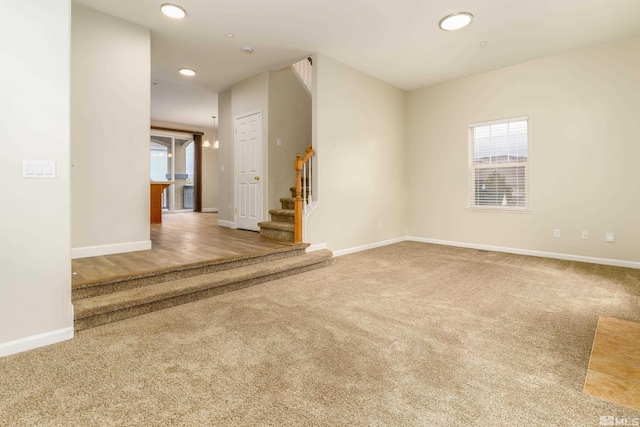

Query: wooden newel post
[294,153,303,243]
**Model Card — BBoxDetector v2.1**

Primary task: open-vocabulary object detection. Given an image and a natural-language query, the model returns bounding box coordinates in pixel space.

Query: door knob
[254,176,260,181]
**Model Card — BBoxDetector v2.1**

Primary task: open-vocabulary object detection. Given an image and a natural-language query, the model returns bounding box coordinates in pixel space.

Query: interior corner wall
[306,54,407,252]
[71,4,151,257]
[406,36,640,263]
[0,0,73,353]
[150,120,218,210]
[268,67,312,211]
[217,90,233,222]
[226,71,270,225]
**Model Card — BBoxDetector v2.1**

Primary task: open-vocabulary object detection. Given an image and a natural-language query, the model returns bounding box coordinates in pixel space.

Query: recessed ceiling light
[179,68,196,76]
[242,46,254,54]
[439,12,473,31]
[480,41,488,46]
[161,3,186,19]
[226,33,235,38]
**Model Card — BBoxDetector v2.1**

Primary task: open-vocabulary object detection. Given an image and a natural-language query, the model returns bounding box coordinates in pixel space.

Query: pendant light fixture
[203,116,218,149]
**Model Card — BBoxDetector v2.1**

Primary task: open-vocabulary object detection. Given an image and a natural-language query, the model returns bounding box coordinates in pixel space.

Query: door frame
[150,126,204,212]
[233,109,264,231]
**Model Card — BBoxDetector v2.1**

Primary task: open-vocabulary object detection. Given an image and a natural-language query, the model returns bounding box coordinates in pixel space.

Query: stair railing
[294,144,314,243]
[291,57,312,96]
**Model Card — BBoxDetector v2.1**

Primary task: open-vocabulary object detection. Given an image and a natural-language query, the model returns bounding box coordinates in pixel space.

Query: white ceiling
[150,78,217,129]
[73,0,640,121]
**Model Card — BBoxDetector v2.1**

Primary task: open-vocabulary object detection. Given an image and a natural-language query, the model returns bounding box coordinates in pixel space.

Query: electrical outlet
[377,221,382,229]
[553,229,560,238]
[277,138,282,147]
[606,232,615,243]
[581,231,589,240]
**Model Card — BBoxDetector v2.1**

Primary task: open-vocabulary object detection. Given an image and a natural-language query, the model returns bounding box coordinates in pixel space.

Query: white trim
[0,326,74,358]
[468,115,528,128]
[306,243,327,253]
[150,129,194,139]
[465,207,531,214]
[217,220,234,228]
[406,237,640,270]
[234,109,264,232]
[290,63,312,97]
[71,240,152,259]
[202,207,218,213]
[332,237,406,258]
[302,201,320,243]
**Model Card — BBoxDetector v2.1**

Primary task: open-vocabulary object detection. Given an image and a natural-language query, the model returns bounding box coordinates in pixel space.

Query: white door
[235,111,262,231]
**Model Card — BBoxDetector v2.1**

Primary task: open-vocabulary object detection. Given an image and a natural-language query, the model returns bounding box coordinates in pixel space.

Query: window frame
[467,116,530,213]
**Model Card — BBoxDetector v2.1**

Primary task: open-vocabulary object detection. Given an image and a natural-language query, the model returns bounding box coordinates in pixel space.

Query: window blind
[468,117,528,210]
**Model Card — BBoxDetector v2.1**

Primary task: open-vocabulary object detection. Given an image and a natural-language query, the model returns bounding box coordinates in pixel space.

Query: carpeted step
[269,208,294,224]
[280,197,295,210]
[74,249,333,331]
[72,244,307,300]
[258,221,294,242]
[289,186,310,198]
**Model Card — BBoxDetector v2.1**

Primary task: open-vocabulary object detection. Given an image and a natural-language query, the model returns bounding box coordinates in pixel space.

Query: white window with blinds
[468,116,528,211]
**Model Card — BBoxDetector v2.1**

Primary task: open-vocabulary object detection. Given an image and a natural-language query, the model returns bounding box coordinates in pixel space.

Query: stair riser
[270,214,294,223]
[290,189,311,198]
[260,227,294,242]
[75,259,331,331]
[281,201,294,210]
[73,247,306,300]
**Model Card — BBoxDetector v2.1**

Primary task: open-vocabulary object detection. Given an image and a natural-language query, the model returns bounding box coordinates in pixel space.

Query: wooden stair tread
[75,250,333,320]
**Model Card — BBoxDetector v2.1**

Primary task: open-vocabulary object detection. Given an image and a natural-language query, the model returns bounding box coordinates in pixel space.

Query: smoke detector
[242,46,254,54]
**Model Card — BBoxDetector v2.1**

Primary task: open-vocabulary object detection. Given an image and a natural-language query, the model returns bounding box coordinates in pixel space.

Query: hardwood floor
[584,317,640,411]
[72,213,298,286]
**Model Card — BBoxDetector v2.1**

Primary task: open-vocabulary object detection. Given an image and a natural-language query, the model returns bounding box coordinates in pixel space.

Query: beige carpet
[2,241,640,426]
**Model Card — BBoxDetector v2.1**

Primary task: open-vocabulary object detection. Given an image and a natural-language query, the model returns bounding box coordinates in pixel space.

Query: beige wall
[228,71,269,221]
[150,120,218,210]
[0,0,73,352]
[406,36,640,262]
[217,90,233,222]
[268,67,312,210]
[71,5,151,255]
[306,54,407,252]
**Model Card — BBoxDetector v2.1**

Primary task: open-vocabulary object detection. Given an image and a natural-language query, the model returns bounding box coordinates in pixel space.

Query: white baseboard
[217,220,234,228]
[71,240,152,259]
[0,325,74,358]
[332,237,406,258]
[202,207,218,213]
[407,237,640,270]
[306,243,328,253]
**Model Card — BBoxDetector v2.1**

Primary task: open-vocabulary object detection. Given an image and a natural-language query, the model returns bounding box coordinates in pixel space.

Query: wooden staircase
[72,245,332,331]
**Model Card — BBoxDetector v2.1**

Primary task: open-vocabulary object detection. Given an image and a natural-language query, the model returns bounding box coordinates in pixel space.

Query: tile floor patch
[584,317,640,412]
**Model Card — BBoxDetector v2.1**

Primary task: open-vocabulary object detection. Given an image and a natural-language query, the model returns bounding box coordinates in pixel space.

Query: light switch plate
[23,160,56,179]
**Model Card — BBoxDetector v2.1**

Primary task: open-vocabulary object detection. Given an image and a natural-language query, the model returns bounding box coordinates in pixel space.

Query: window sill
[466,207,531,214]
